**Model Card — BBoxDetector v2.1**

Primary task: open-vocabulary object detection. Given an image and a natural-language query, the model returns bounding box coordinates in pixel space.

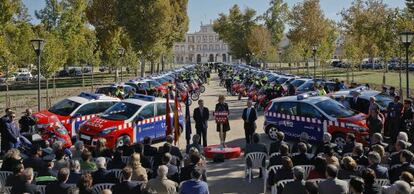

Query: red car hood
[33,110,69,125]
[337,113,367,127]
[81,116,125,134]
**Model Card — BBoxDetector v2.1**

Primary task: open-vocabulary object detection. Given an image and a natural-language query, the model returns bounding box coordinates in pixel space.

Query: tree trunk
[120,66,123,82]
[150,61,154,74]
[161,55,165,72]
[5,81,10,108]
[156,61,160,74]
[140,58,145,77]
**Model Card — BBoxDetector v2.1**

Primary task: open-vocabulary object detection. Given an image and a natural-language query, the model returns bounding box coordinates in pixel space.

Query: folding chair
[92,183,115,194]
[271,179,294,194]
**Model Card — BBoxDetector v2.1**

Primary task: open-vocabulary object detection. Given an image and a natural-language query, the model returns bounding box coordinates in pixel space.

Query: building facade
[173,24,232,64]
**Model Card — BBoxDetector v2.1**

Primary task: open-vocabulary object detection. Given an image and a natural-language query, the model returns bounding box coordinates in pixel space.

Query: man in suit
[269,131,288,155]
[45,168,73,194]
[92,157,117,184]
[242,100,257,145]
[292,142,313,166]
[11,167,40,194]
[349,91,365,113]
[367,151,388,179]
[390,150,414,183]
[193,99,209,147]
[318,165,348,194]
[143,136,158,157]
[282,166,307,194]
[112,167,142,194]
[387,95,403,141]
[166,135,183,160]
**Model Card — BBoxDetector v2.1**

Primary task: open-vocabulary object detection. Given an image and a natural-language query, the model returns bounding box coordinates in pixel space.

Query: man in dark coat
[242,100,257,145]
[292,142,313,166]
[45,168,73,194]
[11,168,40,194]
[282,166,307,194]
[19,108,36,133]
[389,150,414,183]
[386,96,403,141]
[269,131,288,155]
[112,167,142,194]
[193,99,209,147]
[92,157,117,184]
[349,91,365,113]
[143,136,158,157]
[215,95,230,146]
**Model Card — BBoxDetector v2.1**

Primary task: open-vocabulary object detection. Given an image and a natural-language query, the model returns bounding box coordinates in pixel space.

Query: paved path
[173,73,271,194]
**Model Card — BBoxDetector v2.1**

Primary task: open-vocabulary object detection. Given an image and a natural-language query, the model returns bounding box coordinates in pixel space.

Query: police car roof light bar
[133,94,156,101]
[79,92,103,100]
[297,94,309,100]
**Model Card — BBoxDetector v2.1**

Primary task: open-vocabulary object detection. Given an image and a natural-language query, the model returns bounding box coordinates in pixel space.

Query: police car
[263,93,369,148]
[78,94,185,148]
[33,92,119,147]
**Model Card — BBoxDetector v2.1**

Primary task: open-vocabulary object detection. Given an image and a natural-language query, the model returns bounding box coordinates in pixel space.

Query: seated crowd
[245,131,414,194]
[0,135,209,194]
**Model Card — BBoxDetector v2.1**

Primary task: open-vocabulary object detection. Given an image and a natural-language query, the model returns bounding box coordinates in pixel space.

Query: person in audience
[399,171,414,189]
[387,95,403,142]
[24,145,45,172]
[180,152,207,182]
[11,167,40,194]
[245,133,267,178]
[92,138,113,158]
[269,143,290,166]
[107,149,126,170]
[367,151,388,179]
[292,142,313,166]
[1,148,23,172]
[272,156,293,186]
[45,168,73,194]
[367,108,383,139]
[143,136,158,157]
[308,156,327,179]
[71,141,85,160]
[338,156,360,179]
[128,153,148,182]
[53,149,70,171]
[119,142,134,157]
[112,167,142,194]
[371,144,387,165]
[318,164,348,194]
[269,131,287,155]
[92,157,117,184]
[163,153,179,182]
[361,168,381,194]
[305,181,319,194]
[397,132,413,152]
[352,144,369,166]
[166,135,184,160]
[349,176,365,194]
[179,168,209,194]
[291,133,312,154]
[390,140,408,167]
[314,133,337,156]
[80,150,97,171]
[282,166,307,194]
[382,180,412,194]
[145,165,178,193]
[390,150,414,183]
[6,163,24,186]
[370,133,388,151]
[77,173,93,194]
[67,160,82,184]
[132,143,152,169]
[36,160,58,185]
[324,146,340,168]
[186,134,203,154]
[342,133,357,154]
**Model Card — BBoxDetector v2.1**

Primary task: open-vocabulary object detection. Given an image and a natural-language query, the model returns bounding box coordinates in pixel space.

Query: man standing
[19,108,36,134]
[242,100,257,144]
[387,96,403,141]
[349,91,365,113]
[193,100,209,147]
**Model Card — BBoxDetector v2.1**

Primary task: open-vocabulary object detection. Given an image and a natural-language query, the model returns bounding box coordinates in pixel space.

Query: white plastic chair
[111,169,123,181]
[92,183,115,194]
[4,186,12,194]
[343,152,353,157]
[269,153,279,159]
[265,165,283,194]
[356,165,366,172]
[38,185,46,194]
[308,178,325,185]
[271,179,294,194]
[121,156,130,164]
[375,179,390,186]
[297,165,315,178]
[81,169,97,174]
[245,152,267,183]
[0,171,12,188]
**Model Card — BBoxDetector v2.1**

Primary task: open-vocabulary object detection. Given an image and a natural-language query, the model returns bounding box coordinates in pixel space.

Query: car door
[135,103,156,142]
[70,102,99,136]
[276,102,299,139]
[154,102,169,139]
[298,103,325,143]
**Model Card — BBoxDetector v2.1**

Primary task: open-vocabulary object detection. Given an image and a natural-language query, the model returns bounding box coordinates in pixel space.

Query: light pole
[312,44,318,79]
[262,51,267,69]
[399,31,414,99]
[31,39,45,112]
[118,47,125,82]
[278,50,282,71]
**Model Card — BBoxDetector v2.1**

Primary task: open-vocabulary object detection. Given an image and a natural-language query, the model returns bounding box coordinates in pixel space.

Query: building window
[203,45,207,50]
[197,45,201,51]
[215,45,220,50]
[209,36,213,42]
[209,45,213,51]
[197,36,201,42]
[189,45,194,51]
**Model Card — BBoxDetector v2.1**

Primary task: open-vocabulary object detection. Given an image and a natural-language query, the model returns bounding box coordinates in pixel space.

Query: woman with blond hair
[1,148,22,171]
[214,95,230,146]
[128,153,148,182]
[92,138,113,158]
[338,156,360,179]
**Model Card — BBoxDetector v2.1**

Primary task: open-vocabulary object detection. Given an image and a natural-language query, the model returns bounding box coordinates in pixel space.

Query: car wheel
[200,85,205,93]
[191,92,199,101]
[266,125,279,140]
[333,133,346,149]
[115,135,131,148]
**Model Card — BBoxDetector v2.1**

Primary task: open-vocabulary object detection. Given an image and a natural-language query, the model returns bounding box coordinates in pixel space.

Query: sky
[23,0,407,32]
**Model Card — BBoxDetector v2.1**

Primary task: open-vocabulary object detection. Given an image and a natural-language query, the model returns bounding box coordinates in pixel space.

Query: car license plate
[80,134,91,141]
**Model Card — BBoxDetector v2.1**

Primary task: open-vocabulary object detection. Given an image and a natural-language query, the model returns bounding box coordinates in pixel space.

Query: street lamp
[278,50,282,71]
[399,31,414,99]
[312,44,318,78]
[31,39,45,112]
[118,47,125,82]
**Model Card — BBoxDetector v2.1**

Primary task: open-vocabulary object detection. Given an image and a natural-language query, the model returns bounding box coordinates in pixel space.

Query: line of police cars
[230,64,394,148]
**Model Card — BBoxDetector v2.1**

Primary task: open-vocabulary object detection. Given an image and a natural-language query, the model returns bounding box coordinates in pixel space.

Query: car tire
[333,133,346,149]
[266,125,279,140]
[115,135,131,148]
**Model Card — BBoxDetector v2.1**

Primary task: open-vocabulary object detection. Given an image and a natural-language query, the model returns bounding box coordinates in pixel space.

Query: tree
[213,5,258,63]
[262,0,288,47]
[247,26,273,63]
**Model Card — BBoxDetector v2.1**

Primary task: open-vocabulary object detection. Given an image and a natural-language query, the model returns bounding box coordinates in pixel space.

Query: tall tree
[247,26,273,63]
[35,0,62,32]
[263,0,288,47]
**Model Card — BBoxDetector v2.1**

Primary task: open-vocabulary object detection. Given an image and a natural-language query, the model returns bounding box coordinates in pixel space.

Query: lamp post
[278,50,282,71]
[31,39,45,112]
[399,31,414,99]
[312,44,318,79]
[262,51,267,69]
[118,47,125,82]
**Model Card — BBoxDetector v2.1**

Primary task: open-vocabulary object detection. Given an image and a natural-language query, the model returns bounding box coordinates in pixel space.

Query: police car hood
[337,113,367,126]
[33,110,68,125]
[82,116,125,133]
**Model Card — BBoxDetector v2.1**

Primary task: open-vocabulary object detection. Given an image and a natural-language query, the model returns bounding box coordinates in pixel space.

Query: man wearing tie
[242,100,257,144]
[193,100,209,147]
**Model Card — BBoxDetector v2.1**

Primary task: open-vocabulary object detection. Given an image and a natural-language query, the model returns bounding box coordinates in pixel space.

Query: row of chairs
[3,183,115,194]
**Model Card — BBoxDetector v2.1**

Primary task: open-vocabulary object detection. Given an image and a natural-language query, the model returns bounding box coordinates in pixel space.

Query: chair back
[342,152,353,157]
[375,179,390,186]
[245,152,267,168]
[308,178,325,185]
[92,183,115,194]
[4,186,11,194]
[111,169,123,181]
[0,171,12,188]
[267,165,283,174]
[121,156,130,164]
[296,165,315,178]
[356,165,366,172]
[38,185,46,194]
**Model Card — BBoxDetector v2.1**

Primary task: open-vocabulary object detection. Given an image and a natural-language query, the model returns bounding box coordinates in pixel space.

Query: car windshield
[100,102,141,121]
[374,94,393,108]
[315,99,357,118]
[291,79,306,87]
[297,81,314,91]
[48,99,81,116]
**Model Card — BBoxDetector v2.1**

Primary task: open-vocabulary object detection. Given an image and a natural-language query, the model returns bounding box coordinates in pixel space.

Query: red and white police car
[264,93,369,148]
[78,94,184,149]
[33,92,119,147]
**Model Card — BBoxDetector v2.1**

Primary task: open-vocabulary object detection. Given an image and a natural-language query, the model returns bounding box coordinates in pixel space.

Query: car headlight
[346,123,367,132]
[99,126,117,136]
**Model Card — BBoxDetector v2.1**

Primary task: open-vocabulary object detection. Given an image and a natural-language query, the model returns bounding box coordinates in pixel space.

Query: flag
[165,90,172,136]
[173,89,180,144]
[185,92,192,144]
